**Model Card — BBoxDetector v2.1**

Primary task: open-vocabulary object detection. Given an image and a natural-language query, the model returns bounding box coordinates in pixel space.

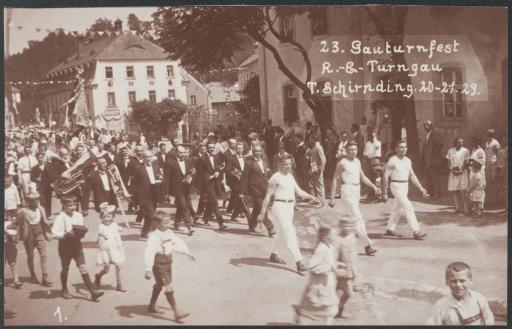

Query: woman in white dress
[446,137,470,214]
[470,136,486,187]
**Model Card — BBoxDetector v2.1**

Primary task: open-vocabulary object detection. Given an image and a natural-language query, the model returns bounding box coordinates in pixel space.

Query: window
[146,65,155,78]
[279,16,295,41]
[107,92,116,107]
[168,89,176,99]
[126,66,134,78]
[190,95,197,105]
[149,90,156,103]
[167,65,174,78]
[128,91,136,104]
[441,68,464,119]
[283,85,299,123]
[311,8,328,36]
[105,66,113,79]
[316,81,333,126]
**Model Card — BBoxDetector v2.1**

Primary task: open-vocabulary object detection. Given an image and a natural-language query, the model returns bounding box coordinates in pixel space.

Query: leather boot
[41,274,54,287]
[148,285,164,314]
[164,291,190,323]
[81,274,104,301]
[61,270,72,299]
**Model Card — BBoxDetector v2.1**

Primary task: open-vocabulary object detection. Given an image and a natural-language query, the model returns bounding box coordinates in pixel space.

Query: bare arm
[410,167,427,195]
[330,162,344,202]
[382,165,392,199]
[361,168,381,194]
[294,178,315,200]
[257,178,278,221]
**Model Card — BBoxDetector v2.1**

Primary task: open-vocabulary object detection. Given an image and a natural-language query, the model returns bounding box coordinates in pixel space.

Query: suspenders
[451,301,485,326]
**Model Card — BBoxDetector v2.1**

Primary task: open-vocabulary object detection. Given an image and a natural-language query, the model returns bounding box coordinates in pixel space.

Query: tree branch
[263,7,312,82]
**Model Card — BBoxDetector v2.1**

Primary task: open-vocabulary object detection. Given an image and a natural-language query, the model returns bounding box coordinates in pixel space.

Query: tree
[152,7,331,129]
[236,75,260,115]
[363,6,420,162]
[87,18,114,33]
[131,98,187,137]
[127,13,142,32]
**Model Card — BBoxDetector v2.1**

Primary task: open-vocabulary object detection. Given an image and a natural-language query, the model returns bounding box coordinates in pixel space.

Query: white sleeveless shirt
[340,158,361,184]
[269,172,296,200]
[387,155,412,181]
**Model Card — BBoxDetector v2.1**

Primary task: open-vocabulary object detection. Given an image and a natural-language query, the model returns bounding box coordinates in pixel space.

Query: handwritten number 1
[54,306,62,323]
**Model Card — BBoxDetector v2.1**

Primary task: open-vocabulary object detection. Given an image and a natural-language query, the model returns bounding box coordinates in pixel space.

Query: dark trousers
[40,188,52,217]
[249,196,263,229]
[231,193,251,222]
[139,204,156,235]
[175,193,193,227]
[226,189,237,213]
[23,225,48,277]
[58,239,86,270]
[424,166,443,198]
[196,192,207,216]
[204,187,224,226]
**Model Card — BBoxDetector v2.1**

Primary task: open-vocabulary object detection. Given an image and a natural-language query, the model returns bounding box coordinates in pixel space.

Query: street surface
[4,195,507,325]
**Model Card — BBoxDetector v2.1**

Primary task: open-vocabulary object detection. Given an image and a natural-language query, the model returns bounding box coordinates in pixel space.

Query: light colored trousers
[386,182,420,232]
[340,184,373,247]
[269,202,302,262]
[308,171,325,203]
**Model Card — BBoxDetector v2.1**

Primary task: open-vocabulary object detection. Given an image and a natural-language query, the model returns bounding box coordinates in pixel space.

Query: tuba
[54,151,96,197]
[107,164,131,199]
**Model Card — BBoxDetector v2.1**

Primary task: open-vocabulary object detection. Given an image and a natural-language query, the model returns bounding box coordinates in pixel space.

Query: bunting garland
[7,22,82,37]
[4,80,76,86]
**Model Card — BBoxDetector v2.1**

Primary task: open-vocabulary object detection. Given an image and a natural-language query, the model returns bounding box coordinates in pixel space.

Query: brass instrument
[54,151,96,196]
[182,168,196,183]
[107,164,131,199]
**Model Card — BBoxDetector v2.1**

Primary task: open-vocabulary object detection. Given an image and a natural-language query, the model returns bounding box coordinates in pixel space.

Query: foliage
[87,18,114,33]
[131,98,187,136]
[236,75,260,114]
[151,6,331,128]
[127,13,142,32]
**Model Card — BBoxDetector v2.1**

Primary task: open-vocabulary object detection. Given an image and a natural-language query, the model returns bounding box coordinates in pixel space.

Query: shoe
[365,245,377,256]
[248,227,257,233]
[13,281,23,289]
[148,306,164,314]
[91,290,105,301]
[230,218,240,223]
[413,230,427,240]
[94,274,102,288]
[174,226,182,231]
[269,253,286,264]
[268,229,276,237]
[296,261,307,276]
[174,310,190,323]
[116,286,127,293]
[188,229,195,236]
[41,277,54,287]
[140,234,148,240]
[62,290,73,299]
[314,203,324,209]
[30,274,39,284]
[383,230,402,238]
[218,225,227,231]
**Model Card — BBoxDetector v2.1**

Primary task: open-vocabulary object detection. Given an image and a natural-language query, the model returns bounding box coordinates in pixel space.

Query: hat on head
[99,202,116,214]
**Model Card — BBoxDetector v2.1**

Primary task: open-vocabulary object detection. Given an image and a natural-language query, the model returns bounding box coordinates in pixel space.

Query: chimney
[114,18,123,31]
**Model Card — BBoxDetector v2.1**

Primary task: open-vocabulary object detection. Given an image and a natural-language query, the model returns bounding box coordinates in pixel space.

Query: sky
[5,7,159,55]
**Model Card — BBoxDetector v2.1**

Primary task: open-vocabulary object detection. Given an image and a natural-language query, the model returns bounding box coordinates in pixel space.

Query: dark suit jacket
[155,151,167,171]
[30,165,52,192]
[165,149,178,163]
[223,150,238,187]
[225,154,246,192]
[351,132,364,159]
[240,156,271,198]
[89,171,117,212]
[102,152,116,165]
[164,157,195,197]
[197,153,224,194]
[115,156,138,186]
[131,162,162,207]
[423,129,444,167]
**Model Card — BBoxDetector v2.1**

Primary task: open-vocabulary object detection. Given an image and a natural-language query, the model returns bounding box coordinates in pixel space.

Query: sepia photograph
[3,4,508,326]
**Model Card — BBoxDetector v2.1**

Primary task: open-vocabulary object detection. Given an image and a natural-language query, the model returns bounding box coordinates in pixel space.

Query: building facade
[41,25,208,140]
[258,6,507,148]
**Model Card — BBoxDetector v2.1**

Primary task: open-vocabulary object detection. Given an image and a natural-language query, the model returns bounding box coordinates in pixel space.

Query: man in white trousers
[328,142,381,256]
[382,140,428,240]
[257,154,319,276]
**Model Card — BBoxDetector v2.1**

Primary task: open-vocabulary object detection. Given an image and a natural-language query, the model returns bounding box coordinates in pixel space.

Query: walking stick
[115,194,130,229]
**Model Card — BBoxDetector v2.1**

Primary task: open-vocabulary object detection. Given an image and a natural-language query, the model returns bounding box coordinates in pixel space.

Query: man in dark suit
[193,143,208,218]
[223,138,238,214]
[225,142,252,223]
[163,145,195,235]
[30,152,53,217]
[351,123,364,159]
[293,133,309,191]
[132,151,161,238]
[88,157,117,213]
[128,145,145,215]
[422,120,444,198]
[197,143,227,230]
[103,143,116,165]
[240,144,275,235]
[155,142,168,204]
[165,139,179,163]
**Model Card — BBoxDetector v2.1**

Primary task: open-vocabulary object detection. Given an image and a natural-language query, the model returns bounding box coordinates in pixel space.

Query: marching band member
[89,157,117,213]
[226,142,252,223]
